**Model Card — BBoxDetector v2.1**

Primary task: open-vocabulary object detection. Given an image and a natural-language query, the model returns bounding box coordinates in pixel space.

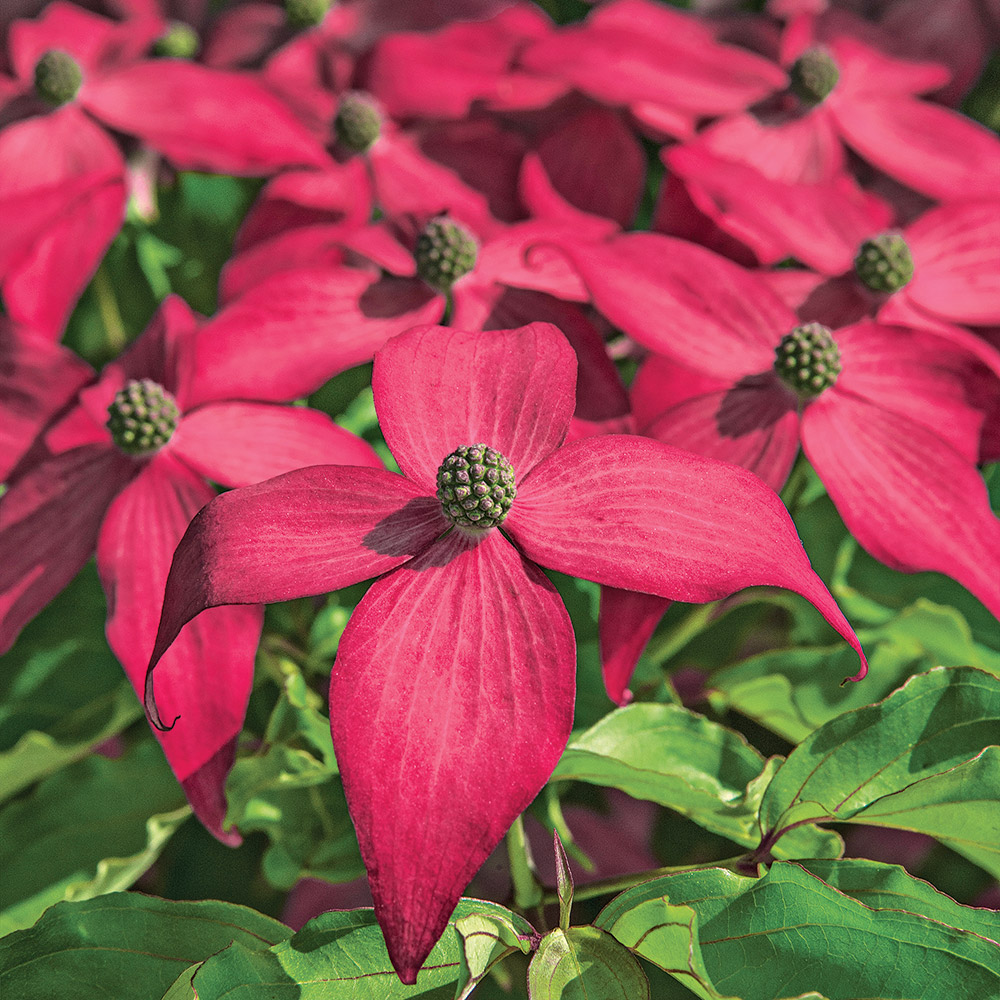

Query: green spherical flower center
[285,0,331,28]
[34,50,83,106]
[774,322,842,398]
[416,215,478,292]
[436,444,516,529]
[153,21,200,59]
[106,379,180,456]
[334,91,382,153]
[789,47,840,106]
[854,233,914,294]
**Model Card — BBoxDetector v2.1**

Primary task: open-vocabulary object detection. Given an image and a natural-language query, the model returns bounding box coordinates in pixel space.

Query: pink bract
[144,321,866,982]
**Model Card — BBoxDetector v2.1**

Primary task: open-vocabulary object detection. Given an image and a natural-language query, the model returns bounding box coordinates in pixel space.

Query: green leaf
[0,893,290,1000]
[527,926,650,1000]
[170,900,521,999]
[454,909,535,1000]
[711,599,1000,744]
[552,704,841,860]
[0,563,143,802]
[801,858,1000,943]
[759,667,1000,876]
[0,738,188,934]
[598,862,999,1000]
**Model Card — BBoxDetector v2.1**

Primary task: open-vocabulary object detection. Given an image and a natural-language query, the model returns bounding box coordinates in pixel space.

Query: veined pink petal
[0,445,132,654]
[801,395,1000,619]
[903,200,1000,325]
[507,435,866,677]
[170,402,382,489]
[330,528,575,982]
[834,323,986,463]
[0,328,93,481]
[97,453,262,840]
[372,323,577,492]
[599,587,671,706]
[541,233,791,378]
[83,61,329,175]
[834,96,1000,201]
[185,268,442,407]
[145,466,447,703]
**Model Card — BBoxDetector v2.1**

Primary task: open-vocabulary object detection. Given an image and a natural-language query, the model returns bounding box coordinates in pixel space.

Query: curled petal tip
[144,663,180,732]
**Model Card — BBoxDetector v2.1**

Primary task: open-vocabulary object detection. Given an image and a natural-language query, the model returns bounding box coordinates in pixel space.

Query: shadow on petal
[716,372,797,438]
[362,496,454,563]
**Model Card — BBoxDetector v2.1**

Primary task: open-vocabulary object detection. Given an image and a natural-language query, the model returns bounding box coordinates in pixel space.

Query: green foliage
[454,909,535,1000]
[552,703,841,859]
[0,738,187,934]
[0,893,290,1000]
[528,925,651,999]
[0,563,143,802]
[759,667,1000,876]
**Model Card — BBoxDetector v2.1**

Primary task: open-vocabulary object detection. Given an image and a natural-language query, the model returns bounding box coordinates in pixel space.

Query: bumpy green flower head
[854,233,914,293]
[285,0,331,28]
[436,444,516,529]
[789,47,840,106]
[153,21,200,59]
[106,379,181,456]
[774,322,842,398]
[34,50,83,106]
[334,92,382,153]
[416,215,478,292]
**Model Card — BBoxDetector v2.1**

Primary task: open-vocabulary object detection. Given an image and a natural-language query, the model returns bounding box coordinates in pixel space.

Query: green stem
[94,262,127,354]
[507,814,543,913]
[539,855,747,907]
[643,601,717,667]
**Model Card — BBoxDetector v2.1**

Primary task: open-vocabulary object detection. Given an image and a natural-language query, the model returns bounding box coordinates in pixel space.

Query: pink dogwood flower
[144,321,865,982]
[0,295,381,839]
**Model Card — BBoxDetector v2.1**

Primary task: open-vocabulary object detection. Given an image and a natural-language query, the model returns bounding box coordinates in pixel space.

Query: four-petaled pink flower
[145,321,866,982]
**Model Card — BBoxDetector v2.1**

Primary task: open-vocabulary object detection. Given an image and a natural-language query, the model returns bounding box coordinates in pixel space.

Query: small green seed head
[854,233,914,294]
[153,21,200,59]
[436,444,516,530]
[416,215,478,292]
[285,0,331,28]
[106,378,180,456]
[34,50,83,106]
[789,47,840,106]
[774,322,842,398]
[334,92,382,153]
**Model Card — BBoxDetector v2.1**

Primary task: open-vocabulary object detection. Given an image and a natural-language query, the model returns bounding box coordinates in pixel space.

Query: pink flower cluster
[1,0,998,983]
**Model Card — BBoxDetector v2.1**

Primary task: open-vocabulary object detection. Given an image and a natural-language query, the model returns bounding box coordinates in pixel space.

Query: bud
[106,379,181,456]
[34,50,83,107]
[788,47,839,106]
[153,21,200,59]
[436,444,516,529]
[334,92,382,153]
[416,215,478,292]
[854,233,914,294]
[285,0,331,28]
[774,322,842,398]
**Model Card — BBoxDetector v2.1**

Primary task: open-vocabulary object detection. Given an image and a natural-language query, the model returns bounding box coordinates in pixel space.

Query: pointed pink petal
[0,445,132,654]
[903,200,1000,326]
[97,454,262,839]
[835,96,1000,201]
[834,322,985,464]
[506,435,866,677]
[331,528,575,982]
[599,587,671,706]
[802,394,1000,619]
[83,61,328,175]
[185,268,442,407]
[181,737,242,847]
[0,328,93,481]
[543,233,792,378]
[373,323,576,492]
[145,466,447,687]
[665,144,892,275]
[171,402,382,489]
